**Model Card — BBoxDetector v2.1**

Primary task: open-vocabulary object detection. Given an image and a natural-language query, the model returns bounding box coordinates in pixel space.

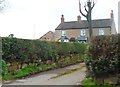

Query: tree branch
[91,2,95,10]
[0,0,5,4]
[84,4,88,13]
[79,1,87,18]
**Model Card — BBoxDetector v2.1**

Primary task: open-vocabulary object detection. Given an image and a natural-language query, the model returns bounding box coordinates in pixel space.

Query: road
[3,63,86,85]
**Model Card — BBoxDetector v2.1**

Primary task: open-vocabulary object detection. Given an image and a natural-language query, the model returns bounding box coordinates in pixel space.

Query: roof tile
[56,19,112,30]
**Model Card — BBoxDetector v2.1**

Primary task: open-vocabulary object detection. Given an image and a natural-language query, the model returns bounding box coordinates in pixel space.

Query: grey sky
[0,0,119,39]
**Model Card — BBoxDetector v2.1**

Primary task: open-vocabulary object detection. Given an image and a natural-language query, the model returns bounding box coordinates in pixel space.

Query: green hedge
[86,34,119,81]
[2,37,87,62]
[2,37,87,75]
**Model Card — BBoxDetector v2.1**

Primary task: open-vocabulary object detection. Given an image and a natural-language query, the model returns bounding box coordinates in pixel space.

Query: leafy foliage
[2,37,87,76]
[85,34,119,84]
[0,59,7,75]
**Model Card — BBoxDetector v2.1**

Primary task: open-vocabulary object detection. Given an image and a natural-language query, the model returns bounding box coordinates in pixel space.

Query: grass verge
[2,64,56,81]
[81,78,119,87]
[2,60,84,81]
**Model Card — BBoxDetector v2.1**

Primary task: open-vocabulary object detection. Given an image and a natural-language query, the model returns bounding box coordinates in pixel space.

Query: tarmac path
[3,63,86,85]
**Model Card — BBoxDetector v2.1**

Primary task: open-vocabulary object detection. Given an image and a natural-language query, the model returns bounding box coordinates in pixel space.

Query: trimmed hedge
[86,34,119,83]
[2,37,87,62]
[2,37,87,75]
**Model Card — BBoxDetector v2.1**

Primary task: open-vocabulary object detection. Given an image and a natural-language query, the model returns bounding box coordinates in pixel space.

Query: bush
[86,34,119,83]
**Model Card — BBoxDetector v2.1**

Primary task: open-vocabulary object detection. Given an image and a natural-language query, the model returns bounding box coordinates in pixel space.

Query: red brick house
[39,31,55,41]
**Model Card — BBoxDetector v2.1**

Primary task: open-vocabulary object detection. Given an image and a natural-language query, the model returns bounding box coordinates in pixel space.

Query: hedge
[1,37,87,75]
[86,34,120,84]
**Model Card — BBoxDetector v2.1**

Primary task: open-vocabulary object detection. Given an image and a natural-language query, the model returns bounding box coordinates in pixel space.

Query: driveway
[3,63,86,85]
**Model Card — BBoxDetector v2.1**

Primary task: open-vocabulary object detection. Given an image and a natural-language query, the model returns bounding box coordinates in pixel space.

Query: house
[55,10,117,42]
[39,31,55,41]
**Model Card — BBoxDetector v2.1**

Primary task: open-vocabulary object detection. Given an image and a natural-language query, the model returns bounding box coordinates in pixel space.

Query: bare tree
[0,0,9,12]
[0,0,5,11]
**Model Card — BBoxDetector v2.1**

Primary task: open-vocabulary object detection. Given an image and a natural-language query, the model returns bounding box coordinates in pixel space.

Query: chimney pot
[77,15,81,22]
[61,14,64,23]
[110,10,114,19]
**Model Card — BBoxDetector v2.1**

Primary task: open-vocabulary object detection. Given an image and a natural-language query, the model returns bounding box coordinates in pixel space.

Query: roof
[55,19,112,30]
[39,31,54,39]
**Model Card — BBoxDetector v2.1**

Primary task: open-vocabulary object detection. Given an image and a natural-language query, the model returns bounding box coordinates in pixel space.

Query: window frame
[61,30,66,36]
[99,28,104,35]
[80,29,86,36]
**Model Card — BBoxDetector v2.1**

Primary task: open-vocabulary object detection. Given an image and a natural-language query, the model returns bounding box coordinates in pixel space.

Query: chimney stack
[77,15,81,22]
[110,10,114,19]
[61,14,64,23]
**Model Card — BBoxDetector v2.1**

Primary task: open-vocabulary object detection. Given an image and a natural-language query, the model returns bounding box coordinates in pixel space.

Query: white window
[80,29,86,36]
[64,39,69,42]
[61,31,66,36]
[99,28,104,35]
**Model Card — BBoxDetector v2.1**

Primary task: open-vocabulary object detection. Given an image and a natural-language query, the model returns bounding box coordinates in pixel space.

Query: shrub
[86,34,119,83]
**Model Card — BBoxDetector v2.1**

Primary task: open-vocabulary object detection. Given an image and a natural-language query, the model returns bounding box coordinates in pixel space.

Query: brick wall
[40,31,55,41]
[55,28,111,41]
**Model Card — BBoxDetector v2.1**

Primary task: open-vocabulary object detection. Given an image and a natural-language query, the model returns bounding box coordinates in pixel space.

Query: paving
[3,63,86,85]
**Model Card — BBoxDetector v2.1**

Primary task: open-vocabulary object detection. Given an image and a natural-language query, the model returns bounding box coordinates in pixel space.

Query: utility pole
[79,0,95,41]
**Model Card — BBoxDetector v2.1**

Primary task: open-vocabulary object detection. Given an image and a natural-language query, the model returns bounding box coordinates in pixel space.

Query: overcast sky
[0,0,119,39]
